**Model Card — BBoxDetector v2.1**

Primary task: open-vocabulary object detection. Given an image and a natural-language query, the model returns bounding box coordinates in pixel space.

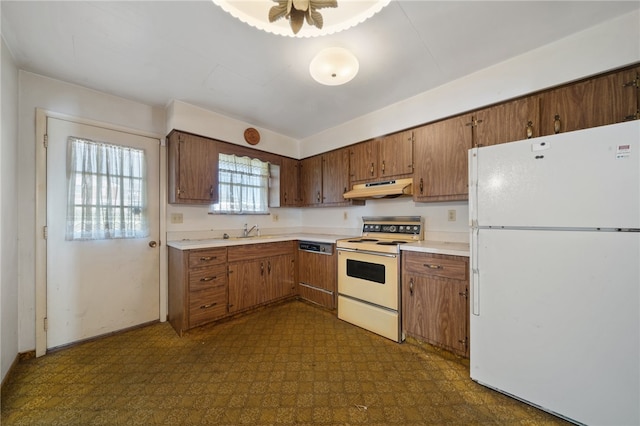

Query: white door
[46,117,160,349]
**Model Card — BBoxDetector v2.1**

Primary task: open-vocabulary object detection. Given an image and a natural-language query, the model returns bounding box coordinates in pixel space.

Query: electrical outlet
[447,210,456,222]
[170,213,183,224]
[343,211,348,220]
[272,214,279,222]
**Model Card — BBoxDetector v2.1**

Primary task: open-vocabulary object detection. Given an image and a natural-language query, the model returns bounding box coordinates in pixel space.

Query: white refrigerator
[468,121,639,425]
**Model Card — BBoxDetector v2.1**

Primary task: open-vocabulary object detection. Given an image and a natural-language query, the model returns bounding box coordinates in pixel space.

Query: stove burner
[376,241,408,246]
[348,238,379,243]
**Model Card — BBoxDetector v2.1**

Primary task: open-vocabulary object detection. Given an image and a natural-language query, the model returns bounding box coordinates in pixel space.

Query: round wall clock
[244,128,260,145]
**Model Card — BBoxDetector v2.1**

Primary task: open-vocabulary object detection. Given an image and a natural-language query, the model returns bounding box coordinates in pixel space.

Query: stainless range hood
[343,178,413,200]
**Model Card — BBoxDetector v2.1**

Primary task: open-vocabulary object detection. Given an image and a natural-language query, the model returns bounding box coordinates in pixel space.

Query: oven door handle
[337,248,398,258]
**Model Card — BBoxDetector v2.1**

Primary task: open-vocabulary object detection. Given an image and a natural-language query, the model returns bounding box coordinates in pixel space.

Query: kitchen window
[65,137,148,240]
[210,153,270,214]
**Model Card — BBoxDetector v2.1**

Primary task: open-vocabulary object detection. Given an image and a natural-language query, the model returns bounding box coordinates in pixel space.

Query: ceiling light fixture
[212,0,391,38]
[309,47,359,86]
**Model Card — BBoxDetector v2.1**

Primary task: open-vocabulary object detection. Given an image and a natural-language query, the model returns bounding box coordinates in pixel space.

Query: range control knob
[388,225,396,232]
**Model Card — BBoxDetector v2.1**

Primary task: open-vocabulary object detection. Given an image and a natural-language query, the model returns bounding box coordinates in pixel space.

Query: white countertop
[167,233,357,250]
[168,234,470,257]
[401,240,470,257]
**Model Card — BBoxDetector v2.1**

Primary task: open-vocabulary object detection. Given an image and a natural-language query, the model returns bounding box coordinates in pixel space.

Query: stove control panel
[362,223,421,235]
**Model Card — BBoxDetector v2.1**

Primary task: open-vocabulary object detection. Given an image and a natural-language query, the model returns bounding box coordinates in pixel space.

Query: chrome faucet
[243,223,258,237]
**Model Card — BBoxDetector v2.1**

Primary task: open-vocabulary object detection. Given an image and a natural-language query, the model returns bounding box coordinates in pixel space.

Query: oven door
[337,248,399,309]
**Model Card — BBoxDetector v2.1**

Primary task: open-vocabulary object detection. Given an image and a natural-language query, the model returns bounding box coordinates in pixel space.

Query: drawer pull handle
[200,276,216,282]
[200,256,216,261]
[409,277,414,296]
[424,263,443,270]
[200,302,217,309]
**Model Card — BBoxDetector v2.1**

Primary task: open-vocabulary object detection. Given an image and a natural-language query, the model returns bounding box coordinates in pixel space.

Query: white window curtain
[66,137,148,240]
[211,153,270,214]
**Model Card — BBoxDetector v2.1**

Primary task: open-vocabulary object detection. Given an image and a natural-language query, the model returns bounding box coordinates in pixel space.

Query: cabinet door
[322,148,350,204]
[540,68,639,135]
[474,96,541,147]
[265,254,296,301]
[403,274,468,357]
[168,132,218,204]
[608,66,640,123]
[300,155,323,206]
[379,130,413,178]
[228,260,264,313]
[349,140,377,183]
[280,157,300,207]
[413,117,472,202]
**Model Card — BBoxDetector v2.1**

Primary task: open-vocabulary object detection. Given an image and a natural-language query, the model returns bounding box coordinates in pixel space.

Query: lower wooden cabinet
[168,246,228,336]
[402,251,469,357]
[227,241,296,314]
[168,241,296,336]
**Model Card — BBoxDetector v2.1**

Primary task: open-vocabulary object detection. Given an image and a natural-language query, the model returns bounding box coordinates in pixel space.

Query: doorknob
[148,241,158,248]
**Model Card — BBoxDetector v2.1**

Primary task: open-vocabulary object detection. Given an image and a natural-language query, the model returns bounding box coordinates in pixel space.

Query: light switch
[447,210,456,222]
[170,213,183,224]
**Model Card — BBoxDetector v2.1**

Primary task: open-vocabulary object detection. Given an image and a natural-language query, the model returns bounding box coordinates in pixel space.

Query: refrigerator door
[470,228,640,425]
[469,121,639,229]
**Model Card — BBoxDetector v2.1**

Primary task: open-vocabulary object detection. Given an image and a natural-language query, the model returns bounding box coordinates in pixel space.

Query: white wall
[1,36,20,383]
[167,100,299,158]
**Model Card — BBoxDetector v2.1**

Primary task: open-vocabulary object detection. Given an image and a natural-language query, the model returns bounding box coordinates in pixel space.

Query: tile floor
[1,300,570,425]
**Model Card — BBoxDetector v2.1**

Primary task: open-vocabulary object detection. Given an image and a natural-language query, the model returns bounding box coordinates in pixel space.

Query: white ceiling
[2,1,638,140]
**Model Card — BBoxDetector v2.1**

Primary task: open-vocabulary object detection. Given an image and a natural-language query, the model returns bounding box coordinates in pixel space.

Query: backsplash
[167,197,469,243]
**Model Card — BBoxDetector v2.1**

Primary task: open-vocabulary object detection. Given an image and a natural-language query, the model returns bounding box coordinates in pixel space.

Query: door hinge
[43,225,48,240]
[458,336,468,348]
[459,288,469,299]
[43,134,48,148]
[44,317,48,331]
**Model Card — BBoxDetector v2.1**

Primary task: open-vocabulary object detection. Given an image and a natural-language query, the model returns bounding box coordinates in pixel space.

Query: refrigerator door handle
[471,227,480,316]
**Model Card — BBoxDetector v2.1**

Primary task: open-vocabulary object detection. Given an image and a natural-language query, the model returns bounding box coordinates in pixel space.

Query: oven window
[346,259,385,284]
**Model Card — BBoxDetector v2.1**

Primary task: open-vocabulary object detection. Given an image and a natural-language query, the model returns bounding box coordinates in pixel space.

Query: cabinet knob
[419,178,424,194]
[553,114,562,134]
[526,121,534,139]
[409,277,414,296]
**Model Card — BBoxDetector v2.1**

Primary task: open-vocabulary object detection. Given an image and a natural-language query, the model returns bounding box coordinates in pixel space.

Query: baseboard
[1,350,35,392]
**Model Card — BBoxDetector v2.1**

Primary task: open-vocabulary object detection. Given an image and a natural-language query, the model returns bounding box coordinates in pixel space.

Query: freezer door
[469,121,639,229]
[470,228,639,425]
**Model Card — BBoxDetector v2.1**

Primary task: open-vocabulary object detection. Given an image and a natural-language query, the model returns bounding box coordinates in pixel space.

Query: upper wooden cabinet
[540,66,640,135]
[350,131,413,183]
[322,148,351,204]
[413,116,472,202]
[300,148,357,206]
[472,96,541,147]
[168,131,218,204]
[280,157,300,207]
[299,155,323,206]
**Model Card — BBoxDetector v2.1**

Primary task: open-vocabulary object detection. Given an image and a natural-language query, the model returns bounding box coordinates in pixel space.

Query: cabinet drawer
[403,252,468,281]
[227,241,293,262]
[188,247,227,268]
[189,285,227,326]
[189,265,227,292]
